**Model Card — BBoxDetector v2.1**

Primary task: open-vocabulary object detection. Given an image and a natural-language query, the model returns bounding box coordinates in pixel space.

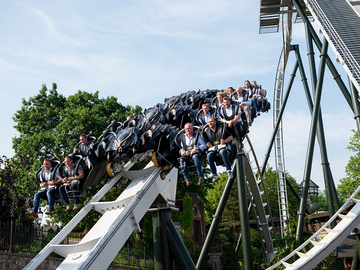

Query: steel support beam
[295,36,339,222]
[153,211,171,270]
[349,79,360,136]
[196,163,236,270]
[292,0,354,113]
[236,152,253,270]
[297,38,329,242]
[166,219,197,270]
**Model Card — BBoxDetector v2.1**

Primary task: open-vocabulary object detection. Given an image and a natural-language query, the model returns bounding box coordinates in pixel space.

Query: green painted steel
[292,0,354,113]
[297,38,329,242]
[236,153,253,270]
[166,219,197,270]
[350,79,360,137]
[152,211,171,270]
[295,40,338,225]
[196,163,236,270]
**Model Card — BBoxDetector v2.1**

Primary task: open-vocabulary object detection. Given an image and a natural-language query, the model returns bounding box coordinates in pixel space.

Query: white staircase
[24,153,178,270]
[243,136,276,263]
[266,184,360,270]
[303,0,360,95]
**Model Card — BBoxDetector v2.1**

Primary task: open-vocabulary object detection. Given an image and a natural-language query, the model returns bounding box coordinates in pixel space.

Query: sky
[1,0,360,193]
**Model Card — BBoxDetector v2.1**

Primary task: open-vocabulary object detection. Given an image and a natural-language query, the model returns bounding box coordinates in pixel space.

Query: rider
[202,117,234,182]
[73,134,91,157]
[198,103,216,129]
[58,155,84,211]
[26,159,62,217]
[178,123,207,186]
[218,97,246,148]
[232,87,253,126]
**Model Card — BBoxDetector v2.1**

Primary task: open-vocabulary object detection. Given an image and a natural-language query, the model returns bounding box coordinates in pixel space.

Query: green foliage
[337,129,360,204]
[0,154,32,223]
[173,195,194,248]
[219,232,241,270]
[309,190,328,212]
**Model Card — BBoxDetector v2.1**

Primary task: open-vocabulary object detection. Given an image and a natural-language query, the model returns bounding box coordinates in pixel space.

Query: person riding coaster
[174,123,207,186]
[201,117,237,182]
[57,154,86,211]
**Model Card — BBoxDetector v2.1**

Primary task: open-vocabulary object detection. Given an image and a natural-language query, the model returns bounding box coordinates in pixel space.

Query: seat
[200,123,238,166]
[174,126,206,172]
[57,153,88,200]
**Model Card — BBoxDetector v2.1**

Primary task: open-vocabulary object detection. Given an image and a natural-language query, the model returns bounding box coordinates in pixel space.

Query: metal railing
[0,219,154,269]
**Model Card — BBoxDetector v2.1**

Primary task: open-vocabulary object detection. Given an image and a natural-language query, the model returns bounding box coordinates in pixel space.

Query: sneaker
[73,204,80,211]
[65,204,72,212]
[26,211,38,218]
[227,170,234,178]
[257,112,260,116]
[45,210,54,215]
[212,174,218,182]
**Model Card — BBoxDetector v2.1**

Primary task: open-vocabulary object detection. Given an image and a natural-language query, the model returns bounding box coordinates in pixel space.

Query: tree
[337,130,360,204]
[11,83,141,229]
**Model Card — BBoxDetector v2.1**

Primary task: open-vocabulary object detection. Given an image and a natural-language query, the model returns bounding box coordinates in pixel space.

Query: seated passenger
[202,117,234,182]
[227,87,234,97]
[213,91,226,108]
[198,103,216,129]
[59,155,84,211]
[249,80,266,115]
[73,134,91,157]
[178,123,207,186]
[232,87,253,126]
[218,97,246,148]
[26,159,62,217]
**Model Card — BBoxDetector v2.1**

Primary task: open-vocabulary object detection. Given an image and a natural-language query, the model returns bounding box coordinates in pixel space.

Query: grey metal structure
[304,0,360,94]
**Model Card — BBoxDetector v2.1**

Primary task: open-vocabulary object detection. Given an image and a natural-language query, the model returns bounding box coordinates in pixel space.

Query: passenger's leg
[207,151,218,176]
[59,185,70,205]
[219,149,232,172]
[192,153,204,178]
[46,188,56,211]
[243,106,252,126]
[32,190,47,213]
[179,157,190,180]
[252,98,260,112]
[72,183,80,205]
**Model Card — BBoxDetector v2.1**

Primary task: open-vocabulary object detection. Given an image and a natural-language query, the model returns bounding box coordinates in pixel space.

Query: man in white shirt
[26,159,62,217]
[218,97,246,147]
[178,123,207,186]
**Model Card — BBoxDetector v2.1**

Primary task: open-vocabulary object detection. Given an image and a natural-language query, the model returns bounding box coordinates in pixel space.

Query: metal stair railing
[266,184,360,270]
[273,46,290,237]
[303,0,360,94]
[243,136,276,263]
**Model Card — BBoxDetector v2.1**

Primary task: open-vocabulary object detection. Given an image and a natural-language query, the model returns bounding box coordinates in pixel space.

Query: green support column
[166,219,197,270]
[351,233,360,270]
[349,79,360,136]
[297,38,329,242]
[292,0,354,113]
[152,211,171,270]
[236,152,253,270]
[294,37,338,223]
[196,164,237,270]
